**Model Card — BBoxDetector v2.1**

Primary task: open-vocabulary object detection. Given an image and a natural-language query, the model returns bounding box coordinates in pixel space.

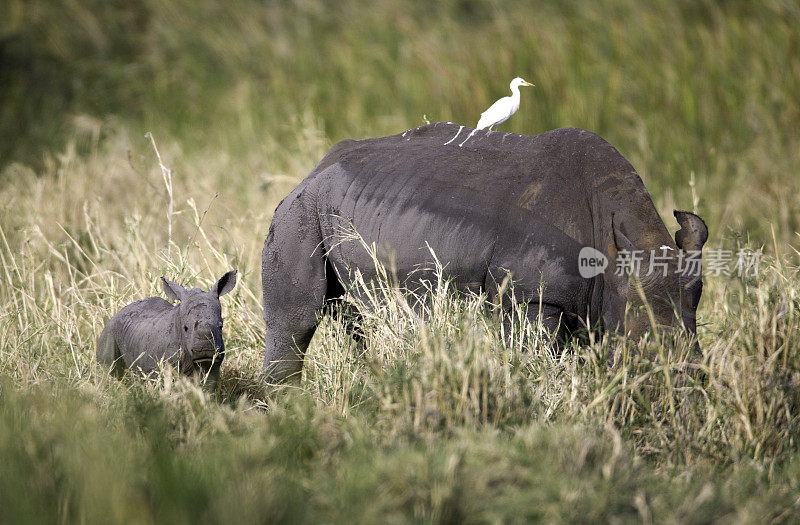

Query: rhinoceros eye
[183,325,189,332]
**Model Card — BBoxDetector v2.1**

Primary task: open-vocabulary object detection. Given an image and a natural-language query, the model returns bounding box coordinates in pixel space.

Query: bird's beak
[523,81,535,87]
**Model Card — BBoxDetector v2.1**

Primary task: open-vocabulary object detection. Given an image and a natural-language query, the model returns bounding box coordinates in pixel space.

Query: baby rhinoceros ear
[161,277,188,302]
[212,270,237,297]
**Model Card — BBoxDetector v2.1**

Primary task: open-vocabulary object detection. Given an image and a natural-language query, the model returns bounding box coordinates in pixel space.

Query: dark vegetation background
[2,0,800,522]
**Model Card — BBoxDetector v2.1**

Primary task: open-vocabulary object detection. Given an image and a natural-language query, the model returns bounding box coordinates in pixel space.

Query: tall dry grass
[1,125,800,521]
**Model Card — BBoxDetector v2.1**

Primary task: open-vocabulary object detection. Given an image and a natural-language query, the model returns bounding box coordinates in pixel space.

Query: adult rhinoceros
[261,122,708,382]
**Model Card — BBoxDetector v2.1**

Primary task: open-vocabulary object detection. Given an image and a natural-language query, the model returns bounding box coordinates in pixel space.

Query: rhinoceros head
[604,211,708,345]
[161,270,237,388]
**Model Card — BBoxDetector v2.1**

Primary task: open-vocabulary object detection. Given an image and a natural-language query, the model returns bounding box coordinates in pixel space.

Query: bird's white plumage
[476,77,534,130]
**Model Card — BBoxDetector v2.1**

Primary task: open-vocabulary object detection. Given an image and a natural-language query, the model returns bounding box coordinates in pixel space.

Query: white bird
[476,77,535,130]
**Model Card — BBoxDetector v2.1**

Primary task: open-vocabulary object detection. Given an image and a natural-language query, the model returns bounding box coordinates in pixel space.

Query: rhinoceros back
[303,123,663,299]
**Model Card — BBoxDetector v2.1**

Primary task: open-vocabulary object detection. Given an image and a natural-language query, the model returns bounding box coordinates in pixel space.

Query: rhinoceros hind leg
[262,208,329,384]
[322,258,365,344]
[96,322,126,378]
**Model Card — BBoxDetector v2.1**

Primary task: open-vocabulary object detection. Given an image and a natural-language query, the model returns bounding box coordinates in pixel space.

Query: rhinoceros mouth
[190,357,221,391]
[191,357,220,377]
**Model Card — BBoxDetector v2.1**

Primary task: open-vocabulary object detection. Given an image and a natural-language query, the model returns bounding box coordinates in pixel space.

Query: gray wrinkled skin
[261,123,708,383]
[97,271,237,390]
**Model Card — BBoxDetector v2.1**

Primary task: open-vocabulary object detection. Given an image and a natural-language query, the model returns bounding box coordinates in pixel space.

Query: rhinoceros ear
[611,213,636,253]
[161,277,187,302]
[673,210,708,253]
[212,270,237,297]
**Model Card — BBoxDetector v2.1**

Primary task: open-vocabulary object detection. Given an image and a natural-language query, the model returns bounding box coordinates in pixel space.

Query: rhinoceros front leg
[501,301,566,350]
[528,303,566,343]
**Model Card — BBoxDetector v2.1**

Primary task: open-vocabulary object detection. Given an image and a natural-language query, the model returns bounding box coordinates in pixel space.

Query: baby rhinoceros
[97,271,237,390]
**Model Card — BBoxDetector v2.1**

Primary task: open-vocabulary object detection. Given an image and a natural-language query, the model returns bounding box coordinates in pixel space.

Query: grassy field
[2,0,800,522]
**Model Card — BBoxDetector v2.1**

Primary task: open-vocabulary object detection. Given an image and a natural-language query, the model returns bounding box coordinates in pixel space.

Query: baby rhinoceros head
[161,270,237,389]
